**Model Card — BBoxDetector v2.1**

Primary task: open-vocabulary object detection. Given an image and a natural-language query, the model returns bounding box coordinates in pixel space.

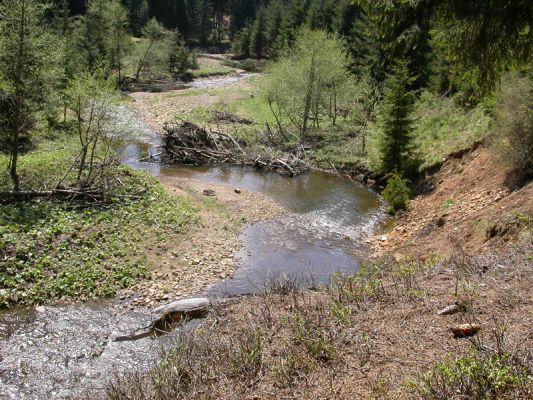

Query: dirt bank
[370,146,533,260]
[120,176,286,307]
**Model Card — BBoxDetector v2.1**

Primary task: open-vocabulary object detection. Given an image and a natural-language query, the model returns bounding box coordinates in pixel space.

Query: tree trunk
[302,55,316,141]
[10,137,20,192]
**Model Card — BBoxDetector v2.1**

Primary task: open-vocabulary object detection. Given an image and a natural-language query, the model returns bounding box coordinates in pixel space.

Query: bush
[382,172,411,213]
[406,351,532,399]
[492,72,533,182]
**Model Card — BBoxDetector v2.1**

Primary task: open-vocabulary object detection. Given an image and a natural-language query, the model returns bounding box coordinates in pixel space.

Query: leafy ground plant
[405,351,532,399]
[0,169,196,307]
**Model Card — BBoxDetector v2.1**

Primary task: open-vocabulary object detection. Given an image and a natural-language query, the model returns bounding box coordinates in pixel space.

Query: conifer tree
[250,8,267,58]
[125,0,148,36]
[378,59,416,175]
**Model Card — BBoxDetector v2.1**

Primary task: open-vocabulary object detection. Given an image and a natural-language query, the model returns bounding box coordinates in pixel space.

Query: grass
[0,131,197,307]
[0,131,78,191]
[188,63,237,78]
[411,91,491,170]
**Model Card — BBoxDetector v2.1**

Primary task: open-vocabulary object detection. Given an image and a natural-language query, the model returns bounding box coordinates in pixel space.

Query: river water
[0,74,386,399]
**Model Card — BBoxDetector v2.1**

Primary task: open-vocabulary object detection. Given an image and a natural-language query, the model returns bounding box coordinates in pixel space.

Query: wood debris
[162,120,308,176]
[451,323,481,338]
[211,110,252,125]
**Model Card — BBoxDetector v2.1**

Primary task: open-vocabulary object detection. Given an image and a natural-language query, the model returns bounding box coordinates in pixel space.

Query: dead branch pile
[163,121,244,164]
[211,110,252,125]
[250,151,308,176]
[162,121,309,176]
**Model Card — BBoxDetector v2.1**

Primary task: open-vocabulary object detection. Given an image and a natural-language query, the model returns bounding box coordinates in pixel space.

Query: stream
[0,74,386,399]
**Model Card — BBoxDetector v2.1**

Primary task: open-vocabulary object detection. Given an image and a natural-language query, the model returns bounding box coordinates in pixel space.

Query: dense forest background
[0,0,531,195]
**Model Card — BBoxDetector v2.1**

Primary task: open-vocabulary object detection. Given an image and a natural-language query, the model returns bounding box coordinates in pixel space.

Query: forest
[0,0,532,399]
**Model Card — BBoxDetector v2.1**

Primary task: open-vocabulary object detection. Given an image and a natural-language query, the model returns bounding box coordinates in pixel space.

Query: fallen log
[0,187,146,204]
[0,188,105,203]
[114,297,225,342]
[212,110,252,125]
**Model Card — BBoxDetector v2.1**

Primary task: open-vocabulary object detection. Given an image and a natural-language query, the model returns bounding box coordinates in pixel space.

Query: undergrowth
[0,125,198,307]
[0,167,196,307]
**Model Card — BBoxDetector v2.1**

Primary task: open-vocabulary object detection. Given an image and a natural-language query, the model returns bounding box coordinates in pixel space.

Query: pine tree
[378,59,416,175]
[249,8,267,58]
[125,0,148,36]
[233,24,251,58]
[70,0,129,75]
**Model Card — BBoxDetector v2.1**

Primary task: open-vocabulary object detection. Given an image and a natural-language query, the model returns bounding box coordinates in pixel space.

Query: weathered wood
[0,187,145,204]
[114,297,225,342]
[212,110,252,125]
[162,120,309,176]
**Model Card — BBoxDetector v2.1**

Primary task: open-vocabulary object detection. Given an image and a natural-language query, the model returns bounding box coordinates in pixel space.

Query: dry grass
[101,240,532,399]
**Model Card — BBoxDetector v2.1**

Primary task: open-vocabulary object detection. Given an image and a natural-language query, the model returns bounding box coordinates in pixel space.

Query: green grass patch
[412,91,491,170]
[0,133,80,191]
[188,63,236,79]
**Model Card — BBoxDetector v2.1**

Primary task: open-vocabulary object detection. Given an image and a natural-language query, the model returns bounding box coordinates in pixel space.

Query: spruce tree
[125,0,149,36]
[250,8,267,58]
[378,59,416,175]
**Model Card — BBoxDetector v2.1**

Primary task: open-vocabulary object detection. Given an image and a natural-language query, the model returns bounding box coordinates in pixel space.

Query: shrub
[382,172,411,213]
[406,352,532,399]
[492,72,533,182]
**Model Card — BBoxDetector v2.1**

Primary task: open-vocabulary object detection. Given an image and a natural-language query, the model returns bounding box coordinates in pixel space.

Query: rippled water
[0,75,386,399]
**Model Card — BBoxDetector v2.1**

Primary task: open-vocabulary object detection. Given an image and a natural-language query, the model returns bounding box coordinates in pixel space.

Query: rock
[234,188,241,194]
[451,323,481,338]
[437,304,461,316]
[35,306,46,313]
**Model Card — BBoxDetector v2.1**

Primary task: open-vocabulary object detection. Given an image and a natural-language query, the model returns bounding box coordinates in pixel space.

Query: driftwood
[451,323,481,338]
[114,297,224,342]
[0,188,106,203]
[162,120,308,176]
[437,303,463,316]
[0,187,146,204]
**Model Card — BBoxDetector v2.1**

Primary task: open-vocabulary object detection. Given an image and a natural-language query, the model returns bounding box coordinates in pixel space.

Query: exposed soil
[120,176,286,307]
[370,147,533,260]
[110,241,532,399]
